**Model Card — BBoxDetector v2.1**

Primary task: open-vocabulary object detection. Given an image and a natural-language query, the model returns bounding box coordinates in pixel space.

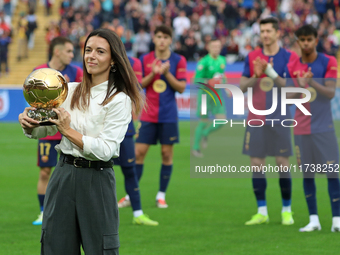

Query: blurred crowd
[0,0,14,76]
[43,0,340,63]
[1,0,340,74]
[0,0,39,76]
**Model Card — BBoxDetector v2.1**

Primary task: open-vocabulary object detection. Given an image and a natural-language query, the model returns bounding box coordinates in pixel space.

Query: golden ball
[23,68,68,109]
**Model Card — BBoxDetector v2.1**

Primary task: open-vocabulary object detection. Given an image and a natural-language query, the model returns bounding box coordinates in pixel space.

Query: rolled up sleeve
[23,125,58,139]
[82,95,132,162]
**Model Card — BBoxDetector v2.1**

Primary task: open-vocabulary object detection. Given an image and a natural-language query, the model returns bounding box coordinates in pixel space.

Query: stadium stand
[1,0,340,86]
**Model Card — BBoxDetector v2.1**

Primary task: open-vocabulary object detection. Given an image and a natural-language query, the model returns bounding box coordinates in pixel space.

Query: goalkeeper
[192,38,227,158]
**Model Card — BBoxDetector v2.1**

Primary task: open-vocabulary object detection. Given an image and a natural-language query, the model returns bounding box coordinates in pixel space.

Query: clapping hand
[297,67,313,88]
[159,61,170,75]
[152,59,170,75]
[253,57,266,78]
[152,59,162,74]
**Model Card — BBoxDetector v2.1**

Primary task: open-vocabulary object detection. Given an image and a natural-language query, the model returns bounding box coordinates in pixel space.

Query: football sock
[332,216,340,226]
[38,194,45,212]
[202,122,222,137]
[327,177,340,216]
[253,171,267,215]
[135,164,144,182]
[282,206,291,213]
[133,210,143,218]
[279,171,292,212]
[303,178,317,215]
[193,121,207,151]
[258,206,268,216]
[310,214,320,224]
[156,191,166,201]
[159,164,173,192]
[122,166,141,211]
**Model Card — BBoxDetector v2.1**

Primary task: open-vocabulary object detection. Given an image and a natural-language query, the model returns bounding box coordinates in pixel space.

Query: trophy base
[28,109,57,125]
[39,121,56,126]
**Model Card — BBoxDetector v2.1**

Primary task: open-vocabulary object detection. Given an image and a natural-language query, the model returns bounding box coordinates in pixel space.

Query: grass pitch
[0,122,339,254]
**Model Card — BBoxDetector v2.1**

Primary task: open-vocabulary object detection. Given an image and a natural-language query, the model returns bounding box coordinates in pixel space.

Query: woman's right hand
[18,107,40,133]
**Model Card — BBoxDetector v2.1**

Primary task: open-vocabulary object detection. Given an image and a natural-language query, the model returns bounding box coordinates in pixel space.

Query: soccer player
[192,37,227,158]
[135,25,187,208]
[285,25,340,232]
[32,37,83,225]
[115,56,158,226]
[240,17,299,225]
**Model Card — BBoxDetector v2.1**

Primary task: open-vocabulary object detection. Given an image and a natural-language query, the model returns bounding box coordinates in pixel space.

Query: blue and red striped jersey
[34,63,83,83]
[140,51,187,123]
[242,48,299,124]
[125,56,142,137]
[285,53,337,135]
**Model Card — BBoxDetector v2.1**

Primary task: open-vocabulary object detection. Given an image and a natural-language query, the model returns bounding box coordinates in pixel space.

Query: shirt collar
[90,81,110,99]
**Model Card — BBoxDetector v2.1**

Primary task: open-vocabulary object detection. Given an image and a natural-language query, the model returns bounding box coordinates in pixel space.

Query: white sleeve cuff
[82,135,90,155]
[22,126,58,139]
[23,129,34,139]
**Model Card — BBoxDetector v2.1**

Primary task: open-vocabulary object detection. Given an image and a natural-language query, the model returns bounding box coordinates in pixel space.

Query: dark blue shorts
[113,136,135,167]
[295,131,339,175]
[243,125,292,158]
[37,140,59,167]
[135,121,179,145]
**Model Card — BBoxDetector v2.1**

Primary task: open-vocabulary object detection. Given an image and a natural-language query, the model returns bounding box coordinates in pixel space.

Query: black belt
[62,153,113,169]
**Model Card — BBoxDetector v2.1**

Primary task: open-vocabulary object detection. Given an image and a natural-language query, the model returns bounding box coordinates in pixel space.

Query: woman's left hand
[49,108,71,135]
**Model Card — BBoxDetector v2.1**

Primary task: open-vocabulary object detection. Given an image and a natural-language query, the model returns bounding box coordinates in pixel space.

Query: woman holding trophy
[19,28,144,254]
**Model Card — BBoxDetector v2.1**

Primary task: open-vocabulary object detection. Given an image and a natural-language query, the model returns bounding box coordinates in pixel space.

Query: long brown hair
[70,28,144,114]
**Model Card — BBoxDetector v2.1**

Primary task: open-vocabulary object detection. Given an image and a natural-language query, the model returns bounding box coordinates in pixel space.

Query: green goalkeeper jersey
[195,54,226,81]
[195,54,227,117]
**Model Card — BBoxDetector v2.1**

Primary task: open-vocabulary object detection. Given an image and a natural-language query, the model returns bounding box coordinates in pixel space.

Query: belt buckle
[73,158,82,168]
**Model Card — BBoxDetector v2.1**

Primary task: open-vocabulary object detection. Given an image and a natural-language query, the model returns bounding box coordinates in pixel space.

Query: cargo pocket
[103,233,120,255]
[40,230,46,254]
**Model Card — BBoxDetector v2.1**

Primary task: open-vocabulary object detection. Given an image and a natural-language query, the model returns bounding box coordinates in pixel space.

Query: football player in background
[192,37,227,158]
[134,25,187,208]
[115,56,158,226]
[285,24,340,232]
[240,17,298,226]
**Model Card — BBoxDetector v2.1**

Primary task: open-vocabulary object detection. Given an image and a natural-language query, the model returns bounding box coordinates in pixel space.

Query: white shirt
[133,32,151,53]
[199,15,216,36]
[24,81,132,162]
[173,16,191,36]
[280,0,292,13]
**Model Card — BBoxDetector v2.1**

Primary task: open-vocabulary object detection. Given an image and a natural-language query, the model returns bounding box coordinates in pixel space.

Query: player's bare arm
[164,71,186,93]
[297,68,335,99]
[310,78,336,99]
[240,76,257,93]
[273,75,286,87]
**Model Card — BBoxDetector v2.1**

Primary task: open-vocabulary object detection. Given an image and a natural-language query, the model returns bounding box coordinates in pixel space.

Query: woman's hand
[18,107,40,133]
[49,108,71,136]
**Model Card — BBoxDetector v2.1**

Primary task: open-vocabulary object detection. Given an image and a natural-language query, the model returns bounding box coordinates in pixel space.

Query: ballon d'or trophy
[23,68,68,126]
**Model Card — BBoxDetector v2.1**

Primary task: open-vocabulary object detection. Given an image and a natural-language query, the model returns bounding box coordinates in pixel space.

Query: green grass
[0,122,339,254]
